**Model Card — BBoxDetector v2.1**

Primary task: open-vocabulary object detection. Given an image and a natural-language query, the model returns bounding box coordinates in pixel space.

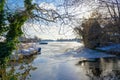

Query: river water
[1,42,120,80]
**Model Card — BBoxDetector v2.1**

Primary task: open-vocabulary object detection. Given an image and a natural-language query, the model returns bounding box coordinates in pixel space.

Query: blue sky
[33,0,63,6]
[6,0,63,10]
[6,0,24,10]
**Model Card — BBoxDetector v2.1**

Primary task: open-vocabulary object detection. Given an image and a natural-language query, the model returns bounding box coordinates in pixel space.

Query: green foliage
[0,0,6,36]
[0,0,5,11]
[0,0,34,63]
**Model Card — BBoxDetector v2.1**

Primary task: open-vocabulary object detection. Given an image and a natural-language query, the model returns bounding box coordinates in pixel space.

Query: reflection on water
[0,56,37,80]
[76,58,120,80]
[0,42,120,80]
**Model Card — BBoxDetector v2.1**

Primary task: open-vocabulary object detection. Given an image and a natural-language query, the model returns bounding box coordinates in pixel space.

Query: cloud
[22,23,75,39]
[39,2,56,10]
[23,1,98,39]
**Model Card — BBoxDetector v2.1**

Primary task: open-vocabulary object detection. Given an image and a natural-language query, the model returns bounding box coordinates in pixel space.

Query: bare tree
[64,0,120,48]
[98,0,120,43]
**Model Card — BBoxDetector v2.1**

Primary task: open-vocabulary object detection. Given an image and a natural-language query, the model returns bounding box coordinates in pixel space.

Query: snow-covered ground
[50,42,117,59]
[96,44,120,53]
[63,46,116,59]
[10,43,40,60]
[11,42,119,61]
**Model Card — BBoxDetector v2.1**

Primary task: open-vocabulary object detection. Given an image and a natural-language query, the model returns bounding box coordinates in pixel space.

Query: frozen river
[30,42,84,80]
[27,42,120,80]
[1,41,120,80]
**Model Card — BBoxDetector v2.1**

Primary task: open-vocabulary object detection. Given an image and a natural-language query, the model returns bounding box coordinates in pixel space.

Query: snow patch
[65,47,116,59]
[97,44,120,52]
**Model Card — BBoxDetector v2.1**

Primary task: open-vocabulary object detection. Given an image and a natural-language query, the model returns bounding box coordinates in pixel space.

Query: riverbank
[10,43,40,60]
[96,44,120,55]
[64,46,116,59]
